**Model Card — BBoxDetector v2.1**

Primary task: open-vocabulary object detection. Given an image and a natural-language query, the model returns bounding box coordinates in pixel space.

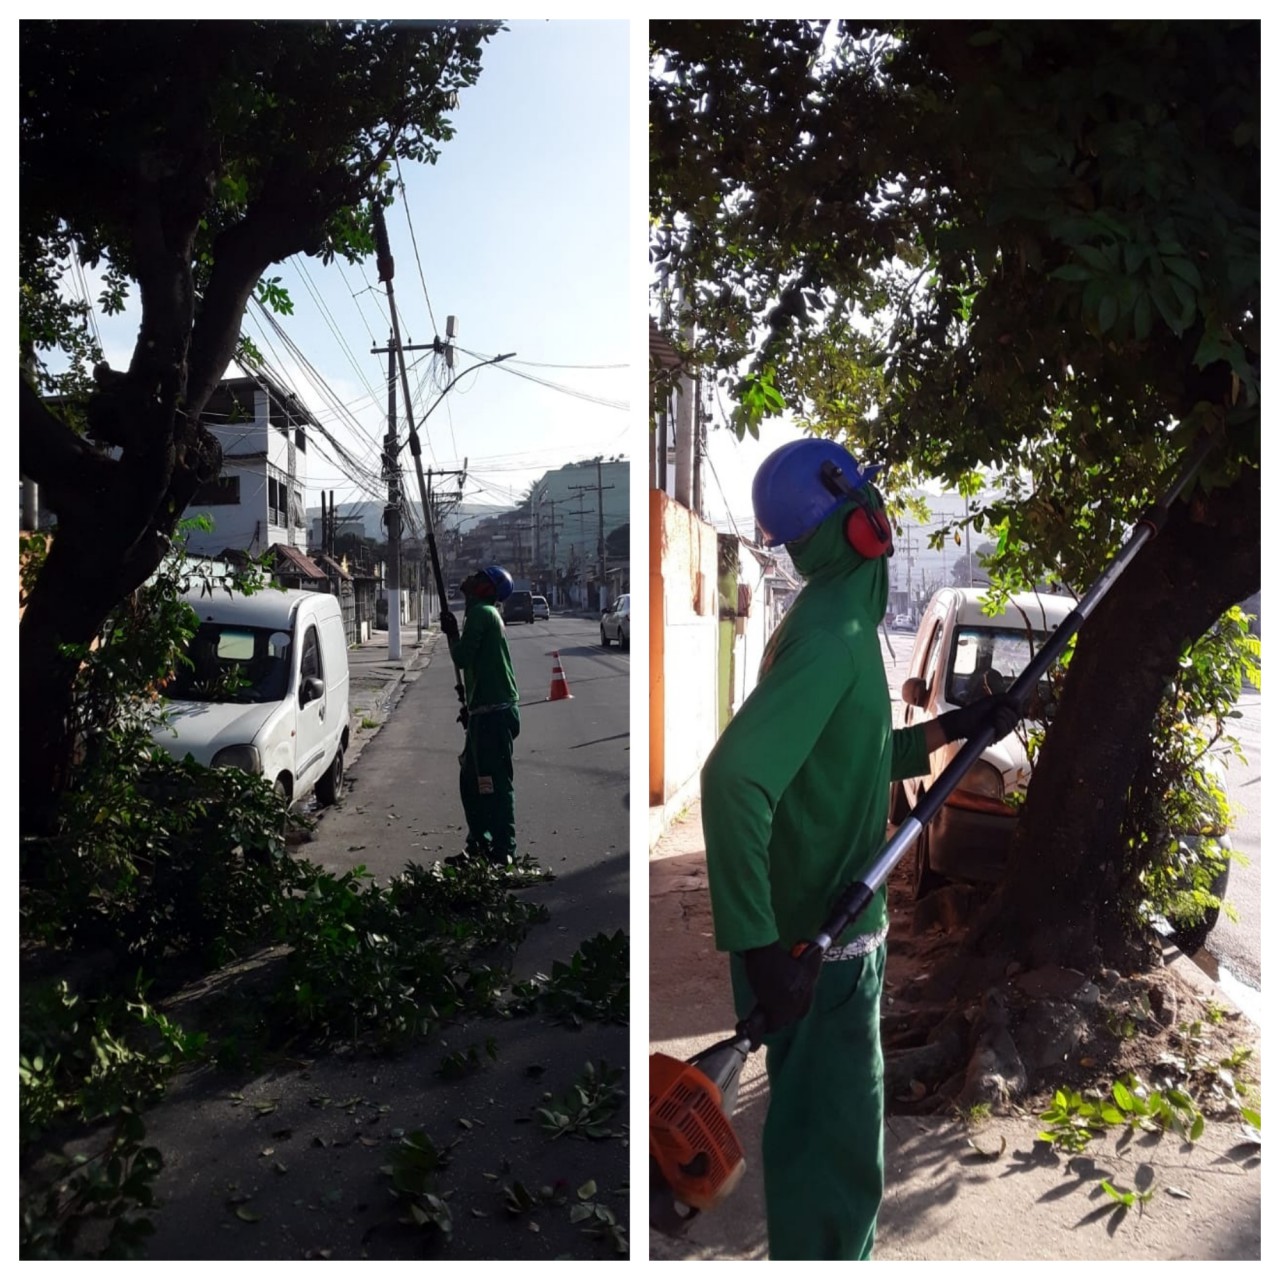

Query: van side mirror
[901,677,928,709]
[300,675,325,706]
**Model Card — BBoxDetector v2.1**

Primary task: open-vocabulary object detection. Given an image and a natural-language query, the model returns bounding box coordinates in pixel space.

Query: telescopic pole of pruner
[731,432,1220,1049]
[372,206,469,722]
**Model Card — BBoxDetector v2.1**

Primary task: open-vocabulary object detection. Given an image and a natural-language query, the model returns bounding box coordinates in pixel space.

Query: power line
[455,344,628,411]
[291,257,383,407]
[249,299,385,466]
[394,161,440,338]
[507,358,629,370]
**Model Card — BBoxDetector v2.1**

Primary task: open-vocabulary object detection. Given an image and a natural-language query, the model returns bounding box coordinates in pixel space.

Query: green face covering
[700,497,926,953]
[786,497,891,621]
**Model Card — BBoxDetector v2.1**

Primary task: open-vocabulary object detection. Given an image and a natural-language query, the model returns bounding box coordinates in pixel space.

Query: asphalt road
[312,614,630,975]
[877,626,1260,1007]
[1204,686,1261,997]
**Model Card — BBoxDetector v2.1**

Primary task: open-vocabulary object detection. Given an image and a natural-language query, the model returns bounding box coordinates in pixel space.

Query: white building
[181,374,314,558]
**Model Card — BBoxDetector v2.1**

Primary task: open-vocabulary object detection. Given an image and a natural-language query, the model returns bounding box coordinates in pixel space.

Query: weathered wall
[649,488,719,807]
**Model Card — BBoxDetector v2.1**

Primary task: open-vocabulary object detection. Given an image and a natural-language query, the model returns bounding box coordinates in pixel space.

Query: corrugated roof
[649,318,683,371]
[269,543,328,580]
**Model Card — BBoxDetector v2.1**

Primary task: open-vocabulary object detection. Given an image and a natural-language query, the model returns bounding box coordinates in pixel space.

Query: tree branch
[19,378,118,503]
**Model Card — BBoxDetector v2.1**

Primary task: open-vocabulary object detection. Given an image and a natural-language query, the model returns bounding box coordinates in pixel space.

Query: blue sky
[65,19,632,517]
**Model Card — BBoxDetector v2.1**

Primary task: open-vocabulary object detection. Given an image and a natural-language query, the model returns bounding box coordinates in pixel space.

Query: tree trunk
[963,464,1260,971]
[19,508,176,836]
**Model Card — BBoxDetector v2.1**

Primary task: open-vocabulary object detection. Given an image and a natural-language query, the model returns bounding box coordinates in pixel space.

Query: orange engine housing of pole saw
[649,1052,747,1212]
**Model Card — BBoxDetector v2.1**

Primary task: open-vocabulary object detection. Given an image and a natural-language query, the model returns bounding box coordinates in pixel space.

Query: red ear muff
[844,505,893,559]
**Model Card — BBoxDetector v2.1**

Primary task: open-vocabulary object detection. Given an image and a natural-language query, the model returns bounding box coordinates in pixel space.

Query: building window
[194,475,240,506]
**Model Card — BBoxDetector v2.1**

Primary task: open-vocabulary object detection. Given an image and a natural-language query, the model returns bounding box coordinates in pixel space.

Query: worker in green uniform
[700,439,1021,1261]
[439,565,521,861]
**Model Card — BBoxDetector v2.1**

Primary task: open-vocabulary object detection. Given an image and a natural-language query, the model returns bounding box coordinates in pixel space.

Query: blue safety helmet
[479,564,514,602]
[751,438,883,547]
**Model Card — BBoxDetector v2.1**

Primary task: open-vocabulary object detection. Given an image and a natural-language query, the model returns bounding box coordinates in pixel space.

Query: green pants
[731,944,887,1261]
[458,706,520,858]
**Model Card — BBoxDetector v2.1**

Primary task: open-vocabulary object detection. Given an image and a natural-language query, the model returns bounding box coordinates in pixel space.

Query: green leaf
[1163,255,1203,292]
[1097,293,1118,335]
[1049,264,1095,283]
[1100,1179,1134,1207]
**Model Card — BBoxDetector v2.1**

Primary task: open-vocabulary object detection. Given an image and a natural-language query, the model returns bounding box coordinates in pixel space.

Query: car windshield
[164,623,293,704]
[946,625,1053,707]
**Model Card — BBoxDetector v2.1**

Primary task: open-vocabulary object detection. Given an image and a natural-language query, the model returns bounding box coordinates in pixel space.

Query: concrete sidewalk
[342,626,437,774]
[648,801,1262,1262]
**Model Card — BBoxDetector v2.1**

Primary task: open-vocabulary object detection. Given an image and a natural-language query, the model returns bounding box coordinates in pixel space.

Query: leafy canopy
[651,20,1259,593]
[21,19,501,400]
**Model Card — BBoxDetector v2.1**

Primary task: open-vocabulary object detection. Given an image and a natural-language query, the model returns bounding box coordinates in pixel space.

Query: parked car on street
[532,595,550,620]
[600,593,630,648]
[892,613,914,631]
[891,586,1230,952]
[153,588,350,807]
[503,590,535,624]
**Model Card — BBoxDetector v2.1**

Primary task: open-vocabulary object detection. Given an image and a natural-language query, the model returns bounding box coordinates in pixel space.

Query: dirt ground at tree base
[882,860,1262,1129]
[648,799,1261,1262]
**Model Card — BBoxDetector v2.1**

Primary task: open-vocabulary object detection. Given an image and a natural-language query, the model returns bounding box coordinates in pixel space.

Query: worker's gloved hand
[440,610,460,642]
[742,941,823,1035]
[936,692,1023,744]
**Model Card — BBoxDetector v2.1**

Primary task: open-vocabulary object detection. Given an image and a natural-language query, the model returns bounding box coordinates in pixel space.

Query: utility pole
[371,334,458,658]
[540,498,564,605]
[425,464,467,625]
[570,460,615,610]
[964,495,974,587]
[379,337,402,657]
[899,528,919,616]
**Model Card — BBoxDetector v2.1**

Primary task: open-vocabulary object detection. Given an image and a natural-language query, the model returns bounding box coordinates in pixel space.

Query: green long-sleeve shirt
[701,502,930,954]
[447,597,519,710]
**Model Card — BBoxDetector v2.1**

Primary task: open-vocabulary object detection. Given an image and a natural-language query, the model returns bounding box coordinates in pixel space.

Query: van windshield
[946,626,1053,707]
[165,623,292,704]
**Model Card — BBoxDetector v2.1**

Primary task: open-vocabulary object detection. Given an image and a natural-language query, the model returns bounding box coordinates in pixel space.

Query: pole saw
[372,205,513,728]
[650,433,1220,1236]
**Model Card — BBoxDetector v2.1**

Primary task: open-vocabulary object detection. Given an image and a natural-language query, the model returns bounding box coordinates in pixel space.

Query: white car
[600,594,630,648]
[154,588,350,807]
[532,595,550,620]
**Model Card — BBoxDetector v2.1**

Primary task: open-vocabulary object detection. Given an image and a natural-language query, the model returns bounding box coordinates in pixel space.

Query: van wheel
[316,744,345,807]
[888,781,910,827]
[912,823,946,900]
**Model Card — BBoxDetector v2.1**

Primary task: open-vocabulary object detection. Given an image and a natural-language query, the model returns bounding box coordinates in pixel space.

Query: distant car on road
[892,613,914,631]
[532,595,550,621]
[502,590,535,624]
[600,593,630,648]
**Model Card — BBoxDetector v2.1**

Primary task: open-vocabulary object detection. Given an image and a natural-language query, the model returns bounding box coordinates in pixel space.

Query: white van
[154,588,351,807]
[893,588,1075,894]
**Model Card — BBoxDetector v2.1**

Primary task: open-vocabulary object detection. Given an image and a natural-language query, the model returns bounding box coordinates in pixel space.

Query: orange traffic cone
[548,650,573,701]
